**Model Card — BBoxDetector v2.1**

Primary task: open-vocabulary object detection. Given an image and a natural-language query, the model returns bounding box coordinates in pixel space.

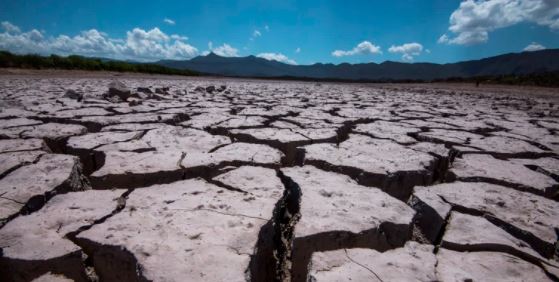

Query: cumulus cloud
[523,42,546,52]
[204,42,239,57]
[438,30,488,45]
[1,21,20,33]
[170,34,188,41]
[163,18,175,25]
[257,52,297,65]
[388,42,423,62]
[331,41,382,57]
[0,21,198,61]
[439,0,559,45]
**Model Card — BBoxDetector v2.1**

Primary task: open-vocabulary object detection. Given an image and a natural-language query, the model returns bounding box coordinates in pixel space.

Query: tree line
[0,51,198,76]
[434,73,559,88]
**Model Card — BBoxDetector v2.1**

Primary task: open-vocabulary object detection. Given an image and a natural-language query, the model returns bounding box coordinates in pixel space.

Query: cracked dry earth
[0,74,558,282]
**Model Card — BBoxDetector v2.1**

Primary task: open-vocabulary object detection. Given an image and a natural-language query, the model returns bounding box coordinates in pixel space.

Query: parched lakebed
[0,73,558,281]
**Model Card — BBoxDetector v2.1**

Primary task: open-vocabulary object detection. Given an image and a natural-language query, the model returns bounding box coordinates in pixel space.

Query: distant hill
[157,49,559,81]
[2,49,558,86]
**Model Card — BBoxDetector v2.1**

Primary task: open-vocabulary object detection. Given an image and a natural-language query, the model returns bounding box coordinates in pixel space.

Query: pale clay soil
[0,70,558,281]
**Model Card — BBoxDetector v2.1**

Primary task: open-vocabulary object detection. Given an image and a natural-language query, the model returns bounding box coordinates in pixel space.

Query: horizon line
[2,48,556,67]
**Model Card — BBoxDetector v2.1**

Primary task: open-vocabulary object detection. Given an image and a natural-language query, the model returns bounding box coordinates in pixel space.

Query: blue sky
[0,0,558,65]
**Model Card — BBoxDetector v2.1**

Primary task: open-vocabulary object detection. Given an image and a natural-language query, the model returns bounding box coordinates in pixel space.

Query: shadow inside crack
[0,251,89,282]
[70,237,150,282]
[290,222,411,282]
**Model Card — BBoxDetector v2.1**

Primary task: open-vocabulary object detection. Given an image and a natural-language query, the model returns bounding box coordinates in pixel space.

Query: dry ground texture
[0,70,558,282]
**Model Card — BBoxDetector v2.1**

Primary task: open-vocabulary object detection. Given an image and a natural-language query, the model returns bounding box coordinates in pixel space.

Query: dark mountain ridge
[157,49,559,81]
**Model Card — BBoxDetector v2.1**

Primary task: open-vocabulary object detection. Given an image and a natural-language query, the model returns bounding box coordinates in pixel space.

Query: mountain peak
[205,52,220,58]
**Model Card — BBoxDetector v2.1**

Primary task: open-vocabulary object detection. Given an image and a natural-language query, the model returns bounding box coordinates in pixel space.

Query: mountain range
[157,49,559,81]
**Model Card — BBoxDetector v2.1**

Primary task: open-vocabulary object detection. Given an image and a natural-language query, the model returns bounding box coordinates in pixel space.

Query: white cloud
[163,18,175,25]
[250,26,270,40]
[438,31,488,45]
[331,41,382,57]
[127,27,169,43]
[170,34,187,41]
[388,42,423,62]
[439,0,559,45]
[388,43,423,54]
[213,43,239,57]
[0,21,198,61]
[257,52,297,65]
[122,27,197,60]
[438,34,449,44]
[249,30,259,41]
[523,42,546,52]
[203,41,239,57]
[1,21,20,33]
[295,47,301,53]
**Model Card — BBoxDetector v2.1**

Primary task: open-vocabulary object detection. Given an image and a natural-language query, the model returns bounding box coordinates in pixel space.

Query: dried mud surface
[0,72,558,281]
